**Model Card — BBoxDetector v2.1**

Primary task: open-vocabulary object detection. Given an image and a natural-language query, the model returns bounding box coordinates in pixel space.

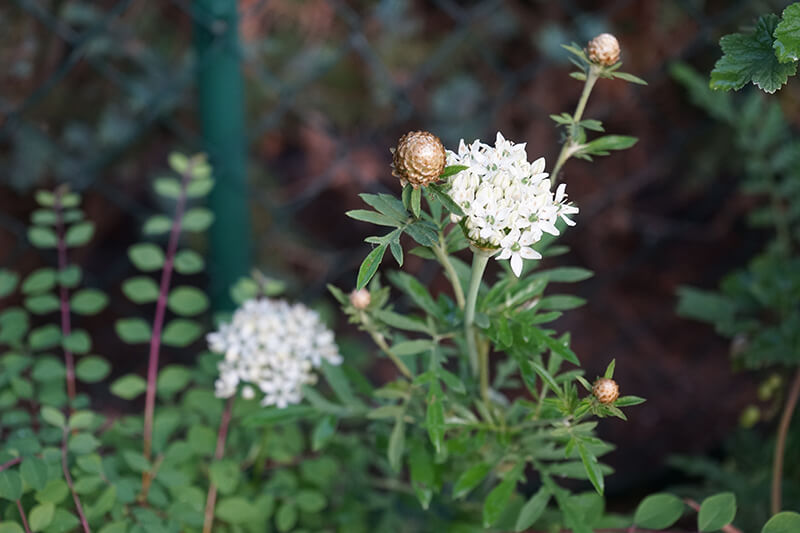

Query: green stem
[465,249,492,401]
[432,236,466,309]
[362,314,414,379]
[552,65,600,183]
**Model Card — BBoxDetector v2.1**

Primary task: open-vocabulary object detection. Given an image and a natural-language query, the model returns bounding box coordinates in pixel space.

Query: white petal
[510,254,523,277]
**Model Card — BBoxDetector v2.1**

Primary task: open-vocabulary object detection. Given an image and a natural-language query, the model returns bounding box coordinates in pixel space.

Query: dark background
[1,0,797,504]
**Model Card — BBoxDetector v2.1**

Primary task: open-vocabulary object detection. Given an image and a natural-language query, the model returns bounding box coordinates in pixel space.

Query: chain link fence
[0,0,793,494]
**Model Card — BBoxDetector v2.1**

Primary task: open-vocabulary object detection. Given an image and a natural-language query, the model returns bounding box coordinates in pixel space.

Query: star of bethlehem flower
[207,298,342,408]
[446,132,578,276]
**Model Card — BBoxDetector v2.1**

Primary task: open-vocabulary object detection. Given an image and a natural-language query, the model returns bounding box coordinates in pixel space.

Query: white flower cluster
[207,298,342,408]
[446,132,579,277]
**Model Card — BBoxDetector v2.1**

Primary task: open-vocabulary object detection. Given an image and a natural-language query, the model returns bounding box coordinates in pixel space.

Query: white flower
[446,132,578,276]
[207,298,342,408]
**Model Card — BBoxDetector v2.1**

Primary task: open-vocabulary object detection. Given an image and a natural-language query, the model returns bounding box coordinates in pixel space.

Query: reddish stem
[202,397,235,533]
[0,457,22,472]
[54,190,76,405]
[772,368,800,514]
[16,500,32,533]
[142,168,191,467]
[62,427,91,532]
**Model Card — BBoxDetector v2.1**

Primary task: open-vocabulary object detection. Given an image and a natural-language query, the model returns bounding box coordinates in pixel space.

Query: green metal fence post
[194,0,250,310]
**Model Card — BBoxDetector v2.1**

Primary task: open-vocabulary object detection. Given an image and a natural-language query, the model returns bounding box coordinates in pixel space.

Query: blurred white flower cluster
[446,132,579,277]
[207,298,342,408]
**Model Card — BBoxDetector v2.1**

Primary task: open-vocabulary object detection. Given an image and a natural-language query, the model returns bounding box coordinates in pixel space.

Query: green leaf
[35,191,55,207]
[276,502,298,532]
[453,463,491,499]
[156,365,192,397]
[41,406,66,428]
[143,215,172,235]
[483,474,518,527]
[0,522,23,533]
[187,178,214,198]
[32,357,65,382]
[209,460,240,495]
[162,319,202,347]
[75,357,111,383]
[762,511,800,533]
[24,294,60,315]
[582,135,638,154]
[515,487,550,532]
[410,187,421,218]
[128,243,165,272]
[320,361,361,408]
[115,318,152,344]
[28,502,55,531]
[440,165,468,178]
[21,457,48,491]
[168,153,189,174]
[373,310,429,333]
[174,250,205,274]
[122,277,160,304]
[0,470,22,501]
[577,441,604,494]
[392,339,434,356]
[311,416,338,451]
[216,497,257,524]
[428,184,465,216]
[634,493,684,529]
[65,221,94,247]
[346,209,402,227]
[22,268,56,295]
[698,492,736,532]
[182,208,214,232]
[110,374,147,400]
[295,489,327,513]
[612,71,648,84]
[0,270,19,298]
[356,244,387,290]
[70,289,108,315]
[154,177,182,198]
[68,411,95,430]
[388,418,405,472]
[604,359,616,379]
[28,227,58,248]
[404,220,438,247]
[57,265,81,288]
[34,479,68,504]
[426,393,445,454]
[122,450,151,473]
[167,286,209,316]
[774,4,800,63]
[28,325,61,350]
[710,14,797,93]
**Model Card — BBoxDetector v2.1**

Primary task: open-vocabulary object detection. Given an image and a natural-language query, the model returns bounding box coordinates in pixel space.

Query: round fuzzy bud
[391,131,447,188]
[587,33,620,66]
[592,378,619,404]
[349,288,371,310]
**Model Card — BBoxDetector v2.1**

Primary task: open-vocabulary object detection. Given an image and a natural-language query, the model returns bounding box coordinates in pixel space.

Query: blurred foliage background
[2,0,799,513]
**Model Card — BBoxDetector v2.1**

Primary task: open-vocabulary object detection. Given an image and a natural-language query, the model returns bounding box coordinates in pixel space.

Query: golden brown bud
[390,131,447,188]
[587,33,620,66]
[349,288,371,310]
[592,378,619,404]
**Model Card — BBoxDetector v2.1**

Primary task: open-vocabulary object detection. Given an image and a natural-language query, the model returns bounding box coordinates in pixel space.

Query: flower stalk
[552,64,600,183]
[432,235,465,309]
[62,426,91,533]
[360,312,413,379]
[771,367,800,514]
[203,397,235,533]
[464,247,492,402]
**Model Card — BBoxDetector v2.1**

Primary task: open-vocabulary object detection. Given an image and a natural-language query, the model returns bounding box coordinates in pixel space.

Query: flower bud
[587,33,620,66]
[349,288,371,310]
[592,377,619,404]
[391,131,446,188]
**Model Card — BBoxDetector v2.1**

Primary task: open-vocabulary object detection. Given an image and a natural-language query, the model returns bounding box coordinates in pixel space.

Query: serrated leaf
[633,493,684,529]
[710,14,797,93]
[698,492,736,532]
[774,4,800,63]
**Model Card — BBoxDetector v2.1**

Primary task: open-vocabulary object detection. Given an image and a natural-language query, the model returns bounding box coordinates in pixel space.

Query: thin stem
[464,249,491,390]
[0,457,22,472]
[203,397,235,533]
[361,314,413,379]
[432,236,465,309]
[16,501,32,533]
[62,427,91,533]
[143,167,191,467]
[551,65,600,183]
[53,189,76,406]
[771,368,800,514]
